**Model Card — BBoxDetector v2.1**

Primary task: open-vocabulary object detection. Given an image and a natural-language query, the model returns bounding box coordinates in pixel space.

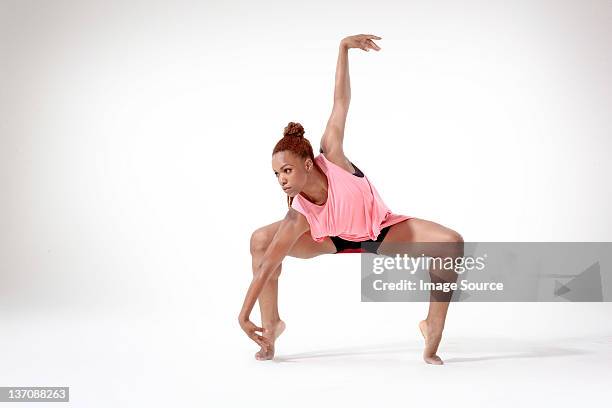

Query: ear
[304,158,313,172]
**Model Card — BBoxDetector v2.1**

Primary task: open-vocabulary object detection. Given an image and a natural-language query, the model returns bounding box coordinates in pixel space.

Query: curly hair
[272,121,316,208]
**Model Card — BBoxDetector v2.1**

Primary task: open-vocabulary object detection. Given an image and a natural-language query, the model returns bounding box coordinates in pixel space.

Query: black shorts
[329,225,392,255]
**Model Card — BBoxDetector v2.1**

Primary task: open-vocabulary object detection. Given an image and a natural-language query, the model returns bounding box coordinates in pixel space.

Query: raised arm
[238,209,309,351]
[319,34,382,157]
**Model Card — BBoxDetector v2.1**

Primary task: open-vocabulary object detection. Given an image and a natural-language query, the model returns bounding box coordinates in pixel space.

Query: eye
[285,168,292,173]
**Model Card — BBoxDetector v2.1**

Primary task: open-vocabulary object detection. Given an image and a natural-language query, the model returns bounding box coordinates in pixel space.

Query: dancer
[239,34,464,365]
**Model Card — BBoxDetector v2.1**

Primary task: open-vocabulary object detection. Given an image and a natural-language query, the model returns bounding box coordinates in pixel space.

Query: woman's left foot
[418,319,444,365]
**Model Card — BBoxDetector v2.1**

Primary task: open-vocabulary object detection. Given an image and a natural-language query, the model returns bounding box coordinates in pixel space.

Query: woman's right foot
[255,320,286,361]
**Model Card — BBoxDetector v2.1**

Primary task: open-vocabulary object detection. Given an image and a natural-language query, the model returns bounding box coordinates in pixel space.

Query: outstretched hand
[341,34,382,52]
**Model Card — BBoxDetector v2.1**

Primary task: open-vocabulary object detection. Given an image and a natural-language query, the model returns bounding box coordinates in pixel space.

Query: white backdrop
[1,0,611,406]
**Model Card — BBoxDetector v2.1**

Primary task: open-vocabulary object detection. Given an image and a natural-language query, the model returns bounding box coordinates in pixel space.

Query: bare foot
[418,320,444,365]
[255,320,286,361]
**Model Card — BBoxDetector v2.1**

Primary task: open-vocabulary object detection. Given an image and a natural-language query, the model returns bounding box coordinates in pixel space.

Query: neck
[300,164,328,205]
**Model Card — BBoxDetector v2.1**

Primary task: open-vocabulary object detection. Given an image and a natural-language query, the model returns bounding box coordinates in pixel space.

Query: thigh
[252,219,337,259]
[376,217,463,258]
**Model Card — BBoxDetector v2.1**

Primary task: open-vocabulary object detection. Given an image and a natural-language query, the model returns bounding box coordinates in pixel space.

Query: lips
[283,186,291,192]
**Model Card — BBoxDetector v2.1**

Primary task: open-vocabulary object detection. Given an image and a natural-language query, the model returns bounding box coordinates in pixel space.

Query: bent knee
[450,230,464,243]
[441,229,463,244]
[250,228,272,255]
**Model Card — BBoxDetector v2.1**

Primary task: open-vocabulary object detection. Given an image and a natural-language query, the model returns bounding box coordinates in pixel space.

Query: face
[272,151,312,197]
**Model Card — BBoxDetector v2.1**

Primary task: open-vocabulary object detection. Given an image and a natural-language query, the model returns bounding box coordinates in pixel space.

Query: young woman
[239,34,464,365]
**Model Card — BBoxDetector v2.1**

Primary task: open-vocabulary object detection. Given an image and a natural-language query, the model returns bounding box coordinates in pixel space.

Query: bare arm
[320,34,382,157]
[333,41,351,103]
[238,209,309,349]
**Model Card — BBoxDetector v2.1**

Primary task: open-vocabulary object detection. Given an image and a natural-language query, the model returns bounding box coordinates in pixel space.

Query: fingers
[367,39,381,51]
[241,319,270,350]
[249,333,270,351]
[359,34,382,40]
[356,36,382,52]
[250,333,269,351]
[359,39,370,52]
[361,40,380,52]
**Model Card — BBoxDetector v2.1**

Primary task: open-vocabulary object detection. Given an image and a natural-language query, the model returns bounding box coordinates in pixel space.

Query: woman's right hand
[239,317,270,351]
[341,34,382,52]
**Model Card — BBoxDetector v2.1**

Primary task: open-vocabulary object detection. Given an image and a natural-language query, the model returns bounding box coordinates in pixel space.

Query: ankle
[425,318,445,331]
[263,318,283,328]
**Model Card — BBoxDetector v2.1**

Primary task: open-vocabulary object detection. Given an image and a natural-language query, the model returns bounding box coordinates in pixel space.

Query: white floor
[2,302,611,407]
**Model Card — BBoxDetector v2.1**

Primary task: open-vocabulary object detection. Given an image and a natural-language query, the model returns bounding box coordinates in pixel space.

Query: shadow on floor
[274,336,598,364]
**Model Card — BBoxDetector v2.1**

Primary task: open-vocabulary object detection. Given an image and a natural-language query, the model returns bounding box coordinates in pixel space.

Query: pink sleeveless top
[290,153,414,242]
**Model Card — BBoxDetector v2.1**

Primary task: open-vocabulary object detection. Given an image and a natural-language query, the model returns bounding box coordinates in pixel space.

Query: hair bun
[283,121,305,138]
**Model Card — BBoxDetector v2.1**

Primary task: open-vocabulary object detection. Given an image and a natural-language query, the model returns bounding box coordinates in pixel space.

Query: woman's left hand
[341,34,382,52]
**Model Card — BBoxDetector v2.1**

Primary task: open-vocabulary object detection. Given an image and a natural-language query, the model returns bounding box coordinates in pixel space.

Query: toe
[424,354,444,365]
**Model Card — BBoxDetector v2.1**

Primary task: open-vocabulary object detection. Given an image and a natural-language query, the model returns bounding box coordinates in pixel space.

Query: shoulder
[258,209,310,263]
[280,207,310,236]
[319,149,356,175]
